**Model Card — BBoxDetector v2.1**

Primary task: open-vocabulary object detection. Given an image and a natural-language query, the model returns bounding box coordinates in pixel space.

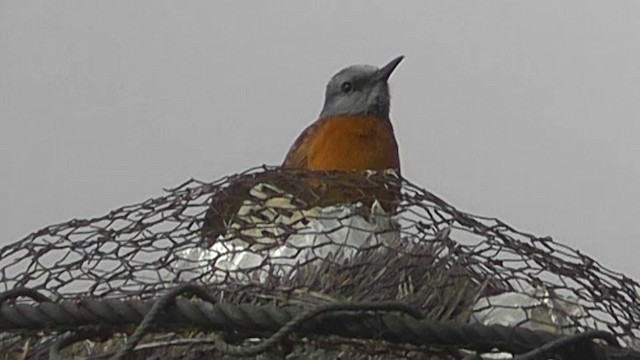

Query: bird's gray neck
[319,101,390,119]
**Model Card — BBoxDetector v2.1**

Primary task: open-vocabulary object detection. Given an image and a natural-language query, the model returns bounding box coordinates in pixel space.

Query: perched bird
[281,55,404,211]
[283,55,403,173]
[202,57,404,246]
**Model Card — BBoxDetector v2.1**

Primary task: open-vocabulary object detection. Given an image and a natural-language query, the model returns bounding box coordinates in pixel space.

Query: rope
[113,284,220,360]
[0,286,634,359]
[514,330,620,360]
[213,300,424,357]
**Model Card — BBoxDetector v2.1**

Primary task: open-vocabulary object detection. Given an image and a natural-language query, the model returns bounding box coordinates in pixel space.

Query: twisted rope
[514,330,620,360]
[113,284,221,360]
[213,300,424,357]
[1,287,635,359]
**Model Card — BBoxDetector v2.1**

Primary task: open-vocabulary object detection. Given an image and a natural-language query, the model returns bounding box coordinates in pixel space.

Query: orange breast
[281,114,401,211]
[304,115,400,172]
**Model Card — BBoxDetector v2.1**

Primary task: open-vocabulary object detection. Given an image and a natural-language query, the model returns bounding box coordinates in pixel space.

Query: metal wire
[0,167,638,359]
[2,288,633,359]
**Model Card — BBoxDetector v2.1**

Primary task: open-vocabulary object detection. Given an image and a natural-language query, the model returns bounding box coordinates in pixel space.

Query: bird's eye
[340,81,353,93]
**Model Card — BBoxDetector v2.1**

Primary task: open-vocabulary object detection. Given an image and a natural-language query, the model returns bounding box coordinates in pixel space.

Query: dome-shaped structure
[0,167,638,359]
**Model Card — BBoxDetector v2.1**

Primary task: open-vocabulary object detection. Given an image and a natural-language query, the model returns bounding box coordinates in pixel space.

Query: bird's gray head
[319,55,404,119]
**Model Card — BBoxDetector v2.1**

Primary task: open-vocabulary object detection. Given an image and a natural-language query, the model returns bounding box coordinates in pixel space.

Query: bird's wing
[282,120,323,169]
[201,170,312,247]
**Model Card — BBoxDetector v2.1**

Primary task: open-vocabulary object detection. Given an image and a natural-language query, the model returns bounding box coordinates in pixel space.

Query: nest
[0,167,638,359]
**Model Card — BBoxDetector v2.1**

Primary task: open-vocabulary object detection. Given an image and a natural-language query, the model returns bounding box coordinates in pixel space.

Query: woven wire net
[0,166,638,359]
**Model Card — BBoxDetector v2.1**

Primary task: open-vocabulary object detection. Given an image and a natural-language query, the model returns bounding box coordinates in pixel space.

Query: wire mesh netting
[0,166,638,359]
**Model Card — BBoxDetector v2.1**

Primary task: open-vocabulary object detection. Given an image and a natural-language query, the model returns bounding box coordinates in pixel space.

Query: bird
[280,55,404,211]
[282,55,403,173]
[202,56,404,246]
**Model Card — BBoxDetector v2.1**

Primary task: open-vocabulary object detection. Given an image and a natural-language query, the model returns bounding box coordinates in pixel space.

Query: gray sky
[1,1,639,278]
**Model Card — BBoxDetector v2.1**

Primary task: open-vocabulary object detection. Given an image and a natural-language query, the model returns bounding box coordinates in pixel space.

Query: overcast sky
[1,1,639,279]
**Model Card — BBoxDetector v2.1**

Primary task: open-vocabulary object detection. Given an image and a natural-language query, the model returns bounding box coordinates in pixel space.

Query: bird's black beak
[376,55,404,82]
